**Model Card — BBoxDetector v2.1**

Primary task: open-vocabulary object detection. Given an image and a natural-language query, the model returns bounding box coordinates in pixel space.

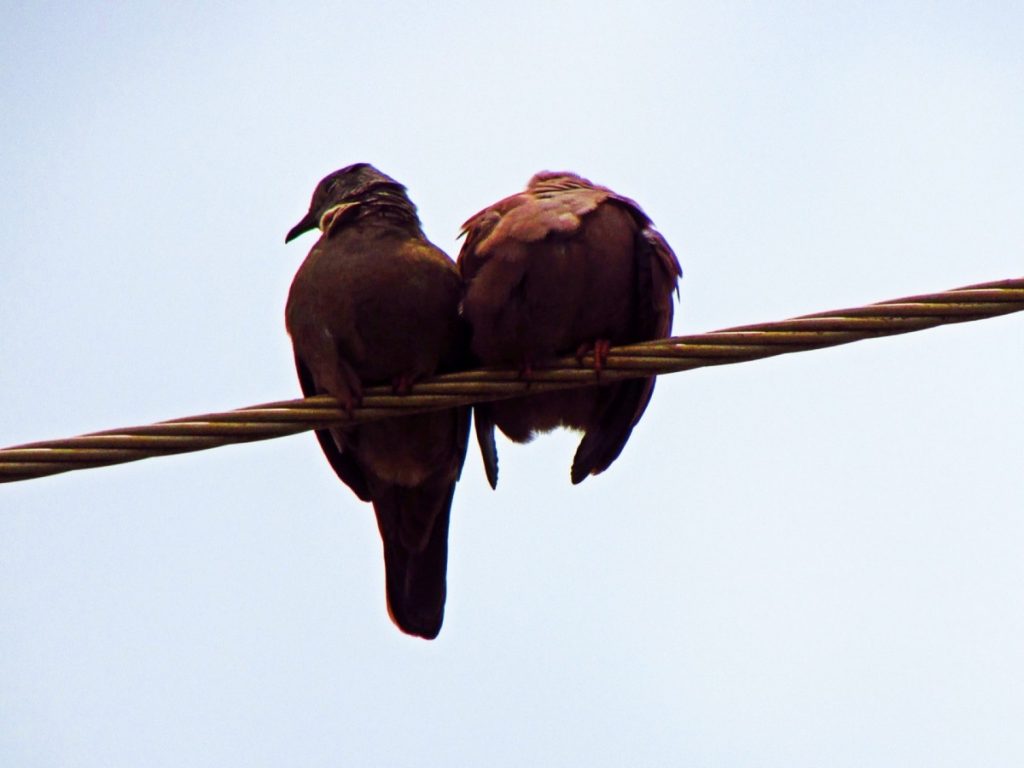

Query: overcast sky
[2,3,1022,766]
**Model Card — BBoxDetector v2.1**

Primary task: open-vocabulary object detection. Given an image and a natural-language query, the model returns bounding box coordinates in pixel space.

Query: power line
[2,276,1021,484]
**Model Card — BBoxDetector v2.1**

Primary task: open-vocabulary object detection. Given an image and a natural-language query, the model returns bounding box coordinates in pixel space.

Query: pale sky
[2,3,1023,766]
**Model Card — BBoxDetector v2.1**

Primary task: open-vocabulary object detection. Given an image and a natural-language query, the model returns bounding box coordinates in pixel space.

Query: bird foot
[576,339,611,377]
[326,366,363,419]
[340,392,362,420]
[517,359,534,388]
[391,374,418,395]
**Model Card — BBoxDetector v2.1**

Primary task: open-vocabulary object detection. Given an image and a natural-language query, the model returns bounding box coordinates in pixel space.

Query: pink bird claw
[594,339,611,371]
[517,359,535,388]
[341,393,361,420]
[391,374,416,395]
[576,339,611,376]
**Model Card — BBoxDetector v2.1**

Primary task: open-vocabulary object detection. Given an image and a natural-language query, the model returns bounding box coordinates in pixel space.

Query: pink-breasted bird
[458,171,681,486]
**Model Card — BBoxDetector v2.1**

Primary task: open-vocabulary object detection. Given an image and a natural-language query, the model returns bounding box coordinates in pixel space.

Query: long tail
[373,480,456,640]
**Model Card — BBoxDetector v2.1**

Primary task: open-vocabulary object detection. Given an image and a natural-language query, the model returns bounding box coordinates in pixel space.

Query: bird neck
[352,188,422,231]
[318,188,424,239]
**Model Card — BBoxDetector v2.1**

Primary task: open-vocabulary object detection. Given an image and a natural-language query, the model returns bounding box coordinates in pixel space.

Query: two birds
[285,164,682,639]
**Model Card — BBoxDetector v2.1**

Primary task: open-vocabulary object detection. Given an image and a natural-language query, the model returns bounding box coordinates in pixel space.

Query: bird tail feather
[570,377,656,484]
[373,481,454,640]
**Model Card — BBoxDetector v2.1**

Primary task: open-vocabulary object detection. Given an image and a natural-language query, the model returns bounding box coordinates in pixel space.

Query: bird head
[526,170,594,193]
[285,163,410,242]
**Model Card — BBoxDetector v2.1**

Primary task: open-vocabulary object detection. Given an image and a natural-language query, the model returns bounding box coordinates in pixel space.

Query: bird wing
[570,199,682,484]
[294,354,371,501]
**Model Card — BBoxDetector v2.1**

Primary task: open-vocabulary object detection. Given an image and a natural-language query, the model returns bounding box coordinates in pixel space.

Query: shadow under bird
[285,163,470,639]
[458,171,682,487]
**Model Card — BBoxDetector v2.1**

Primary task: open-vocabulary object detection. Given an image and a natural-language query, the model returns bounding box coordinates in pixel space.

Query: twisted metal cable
[2,276,1021,484]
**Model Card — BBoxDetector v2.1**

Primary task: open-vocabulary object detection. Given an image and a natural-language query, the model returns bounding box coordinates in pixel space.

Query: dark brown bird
[458,171,681,486]
[285,163,469,639]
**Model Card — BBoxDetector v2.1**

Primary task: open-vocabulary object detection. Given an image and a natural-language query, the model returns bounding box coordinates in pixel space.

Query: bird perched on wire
[458,171,682,487]
[285,163,470,639]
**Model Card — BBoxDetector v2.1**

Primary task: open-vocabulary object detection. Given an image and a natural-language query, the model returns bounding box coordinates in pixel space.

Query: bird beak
[285,210,319,243]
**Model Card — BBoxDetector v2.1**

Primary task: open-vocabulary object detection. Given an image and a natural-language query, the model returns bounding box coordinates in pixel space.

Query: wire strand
[2,276,1021,484]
